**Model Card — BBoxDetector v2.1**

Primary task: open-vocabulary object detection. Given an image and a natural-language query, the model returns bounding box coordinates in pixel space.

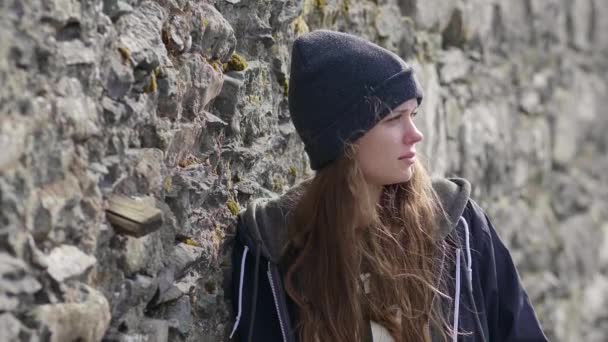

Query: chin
[401,169,414,183]
[373,166,415,186]
[384,174,413,186]
[401,175,413,183]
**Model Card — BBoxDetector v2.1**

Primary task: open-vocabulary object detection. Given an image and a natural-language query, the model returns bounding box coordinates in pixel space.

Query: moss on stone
[223,53,248,72]
[272,176,285,192]
[206,58,222,72]
[246,95,261,104]
[163,176,172,192]
[117,47,132,65]
[292,16,310,36]
[282,79,289,96]
[184,238,200,247]
[314,0,327,10]
[211,225,225,249]
[288,166,297,177]
[341,0,351,14]
[144,71,157,93]
[227,198,240,216]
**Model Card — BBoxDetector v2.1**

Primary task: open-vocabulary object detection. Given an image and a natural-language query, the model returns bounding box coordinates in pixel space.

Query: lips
[398,152,416,160]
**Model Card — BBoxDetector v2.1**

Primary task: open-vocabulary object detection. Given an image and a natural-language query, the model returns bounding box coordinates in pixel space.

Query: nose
[403,117,424,145]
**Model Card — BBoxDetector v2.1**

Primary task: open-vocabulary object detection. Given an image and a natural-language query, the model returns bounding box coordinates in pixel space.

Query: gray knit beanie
[288,30,424,170]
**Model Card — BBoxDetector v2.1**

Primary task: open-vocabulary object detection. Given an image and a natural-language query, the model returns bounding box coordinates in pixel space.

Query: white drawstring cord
[453,216,473,342]
[452,249,461,342]
[230,245,249,339]
[460,216,473,287]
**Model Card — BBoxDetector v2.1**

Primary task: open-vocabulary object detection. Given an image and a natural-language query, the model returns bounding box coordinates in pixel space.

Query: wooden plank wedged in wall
[106,194,163,237]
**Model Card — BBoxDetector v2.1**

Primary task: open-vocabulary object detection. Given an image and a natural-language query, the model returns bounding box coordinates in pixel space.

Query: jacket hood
[237,177,471,264]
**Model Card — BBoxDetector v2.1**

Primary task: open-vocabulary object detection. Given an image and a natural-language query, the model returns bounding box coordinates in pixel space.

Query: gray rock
[26,234,49,269]
[103,0,134,21]
[140,318,170,342]
[120,235,151,275]
[32,284,111,342]
[0,117,28,172]
[438,48,470,84]
[406,0,459,33]
[111,274,158,319]
[54,77,101,141]
[212,73,244,122]
[156,67,179,119]
[194,278,222,319]
[556,214,602,284]
[102,96,131,124]
[178,53,224,120]
[174,272,198,296]
[163,13,192,54]
[118,232,165,276]
[43,0,82,24]
[567,0,593,51]
[581,274,608,333]
[0,253,42,294]
[45,245,97,282]
[519,91,542,115]
[58,40,96,66]
[116,1,168,70]
[551,113,578,165]
[550,173,591,219]
[189,2,236,62]
[0,313,33,341]
[164,124,203,168]
[0,253,41,311]
[153,284,183,307]
[0,293,19,312]
[550,71,598,166]
[169,243,204,279]
[374,3,408,51]
[126,148,166,196]
[155,267,176,303]
[55,95,100,141]
[158,295,192,336]
[526,0,568,47]
[104,54,135,100]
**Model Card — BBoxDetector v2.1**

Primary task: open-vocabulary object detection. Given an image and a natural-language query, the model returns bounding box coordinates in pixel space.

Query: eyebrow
[391,107,417,115]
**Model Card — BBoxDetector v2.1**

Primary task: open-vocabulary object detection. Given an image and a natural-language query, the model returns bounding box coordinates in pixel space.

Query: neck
[352,181,383,231]
[366,182,383,205]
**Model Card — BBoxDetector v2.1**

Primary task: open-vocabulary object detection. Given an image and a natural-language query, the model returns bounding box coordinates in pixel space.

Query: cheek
[358,146,379,170]
[356,131,395,171]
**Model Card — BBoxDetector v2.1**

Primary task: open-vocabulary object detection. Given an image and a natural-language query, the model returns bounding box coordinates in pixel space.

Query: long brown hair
[282,144,453,342]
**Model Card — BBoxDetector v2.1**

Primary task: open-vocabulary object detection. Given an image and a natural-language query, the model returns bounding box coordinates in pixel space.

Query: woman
[229,30,547,342]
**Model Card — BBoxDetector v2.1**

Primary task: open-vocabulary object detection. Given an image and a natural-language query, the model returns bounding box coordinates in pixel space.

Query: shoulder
[456,199,498,256]
[463,199,491,233]
[458,198,515,268]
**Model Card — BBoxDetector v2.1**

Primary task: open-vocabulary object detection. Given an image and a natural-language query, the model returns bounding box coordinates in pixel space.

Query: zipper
[267,261,288,342]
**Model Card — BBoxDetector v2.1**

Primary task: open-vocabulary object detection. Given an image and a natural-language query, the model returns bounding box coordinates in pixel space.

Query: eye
[411,111,419,117]
[386,113,401,122]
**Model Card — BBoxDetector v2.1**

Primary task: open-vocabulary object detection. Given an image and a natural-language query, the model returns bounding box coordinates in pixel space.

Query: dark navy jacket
[229,178,548,342]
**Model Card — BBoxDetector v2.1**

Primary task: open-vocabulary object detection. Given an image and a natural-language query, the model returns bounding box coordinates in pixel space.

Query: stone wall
[1,0,607,341]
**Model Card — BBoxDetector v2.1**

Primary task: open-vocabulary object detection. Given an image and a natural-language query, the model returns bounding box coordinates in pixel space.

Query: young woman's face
[355,99,423,186]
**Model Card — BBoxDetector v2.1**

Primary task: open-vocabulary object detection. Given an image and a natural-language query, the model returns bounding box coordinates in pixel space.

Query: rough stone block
[0,253,41,311]
[32,284,111,342]
[45,245,97,282]
[189,2,236,62]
